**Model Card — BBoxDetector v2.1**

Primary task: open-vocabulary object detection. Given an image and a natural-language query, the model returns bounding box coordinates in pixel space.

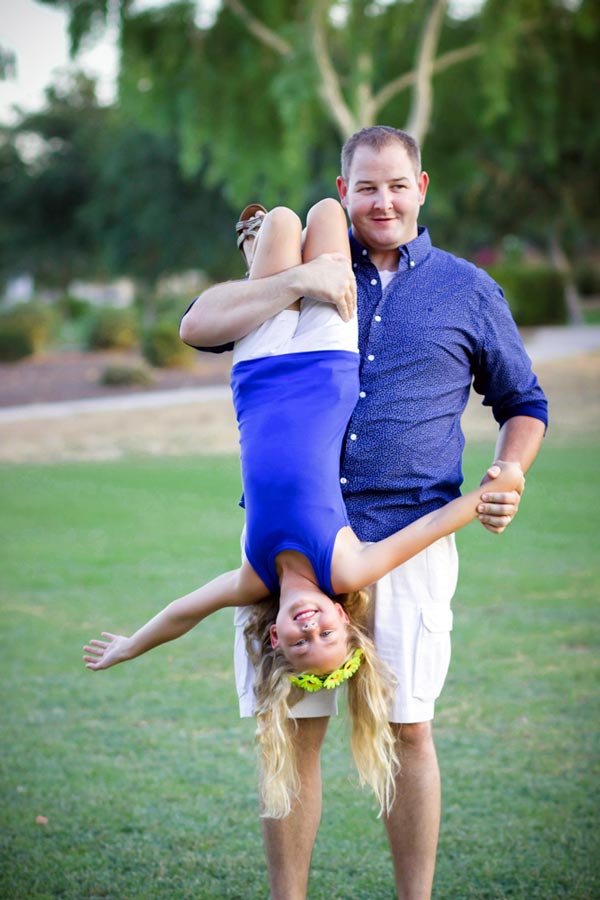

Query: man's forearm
[493,415,546,472]
[180,269,302,347]
[180,253,357,348]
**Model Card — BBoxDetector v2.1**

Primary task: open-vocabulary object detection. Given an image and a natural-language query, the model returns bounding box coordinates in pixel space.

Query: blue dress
[230,348,359,595]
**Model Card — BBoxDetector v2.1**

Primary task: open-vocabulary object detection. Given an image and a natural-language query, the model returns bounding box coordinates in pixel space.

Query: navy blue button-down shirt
[341,227,548,542]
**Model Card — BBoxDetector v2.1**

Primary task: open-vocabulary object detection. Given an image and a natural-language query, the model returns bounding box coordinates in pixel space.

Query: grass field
[1,444,599,900]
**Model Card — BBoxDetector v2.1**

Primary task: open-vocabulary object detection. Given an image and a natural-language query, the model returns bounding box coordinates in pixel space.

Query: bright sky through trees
[0,0,485,122]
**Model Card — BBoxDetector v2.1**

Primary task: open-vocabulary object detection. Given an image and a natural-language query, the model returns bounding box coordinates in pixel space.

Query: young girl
[84,199,523,818]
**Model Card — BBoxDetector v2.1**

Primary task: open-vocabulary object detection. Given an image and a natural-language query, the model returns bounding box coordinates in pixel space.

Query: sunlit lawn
[1,445,598,899]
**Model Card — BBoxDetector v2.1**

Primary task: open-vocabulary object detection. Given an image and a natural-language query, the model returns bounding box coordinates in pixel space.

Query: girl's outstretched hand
[83,632,132,671]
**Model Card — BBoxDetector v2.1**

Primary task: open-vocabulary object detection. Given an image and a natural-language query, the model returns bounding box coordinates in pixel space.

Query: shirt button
[353,262,357,268]
[340,477,348,485]
[370,278,378,286]
[362,248,368,256]
[367,354,375,361]
[374,315,381,322]
[359,391,366,398]
[350,433,357,441]
[409,260,415,268]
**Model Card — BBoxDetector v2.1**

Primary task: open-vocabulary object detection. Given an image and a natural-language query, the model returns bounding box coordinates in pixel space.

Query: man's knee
[391,720,434,754]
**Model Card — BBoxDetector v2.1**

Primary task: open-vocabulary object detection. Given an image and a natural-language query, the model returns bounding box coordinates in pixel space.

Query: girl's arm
[83,563,268,671]
[332,462,524,594]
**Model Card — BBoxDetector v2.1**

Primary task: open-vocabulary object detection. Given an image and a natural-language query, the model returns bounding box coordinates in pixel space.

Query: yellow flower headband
[289,648,364,693]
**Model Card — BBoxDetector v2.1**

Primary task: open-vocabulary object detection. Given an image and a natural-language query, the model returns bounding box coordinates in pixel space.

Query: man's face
[336,142,429,267]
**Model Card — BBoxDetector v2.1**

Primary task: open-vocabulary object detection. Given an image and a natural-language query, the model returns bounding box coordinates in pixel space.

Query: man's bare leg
[383,721,441,900]
[261,716,329,900]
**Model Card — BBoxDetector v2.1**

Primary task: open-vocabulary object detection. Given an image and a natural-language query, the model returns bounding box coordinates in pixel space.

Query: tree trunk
[549,230,584,326]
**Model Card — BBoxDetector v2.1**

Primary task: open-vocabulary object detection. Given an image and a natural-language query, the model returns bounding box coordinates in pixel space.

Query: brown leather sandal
[235,203,267,256]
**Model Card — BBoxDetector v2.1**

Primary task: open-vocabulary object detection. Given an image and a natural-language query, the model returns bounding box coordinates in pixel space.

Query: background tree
[0,74,240,293]
[4,0,598,309]
[0,74,105,289]
[424,0,600,321]
[41,0,492,207]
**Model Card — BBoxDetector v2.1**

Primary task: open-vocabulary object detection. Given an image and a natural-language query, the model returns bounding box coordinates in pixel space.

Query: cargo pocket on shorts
[413,606,453,702]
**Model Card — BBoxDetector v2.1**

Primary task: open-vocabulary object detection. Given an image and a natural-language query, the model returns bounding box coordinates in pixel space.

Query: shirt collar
[349,226,432,272]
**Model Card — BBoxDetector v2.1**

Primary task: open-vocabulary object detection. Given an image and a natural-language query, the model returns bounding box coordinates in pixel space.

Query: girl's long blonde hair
[244,590,399,819]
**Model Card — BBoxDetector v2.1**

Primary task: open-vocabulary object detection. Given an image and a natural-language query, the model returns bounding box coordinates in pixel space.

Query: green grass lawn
[1,445,598,899]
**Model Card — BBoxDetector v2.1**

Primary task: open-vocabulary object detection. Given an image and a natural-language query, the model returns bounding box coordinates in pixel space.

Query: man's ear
[418,170,429,205]
[336,175,348,207]
[269,624,279,648]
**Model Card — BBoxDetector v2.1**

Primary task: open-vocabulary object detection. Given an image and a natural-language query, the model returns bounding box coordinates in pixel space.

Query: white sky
[0,0,119,123]
[0,0,483,124]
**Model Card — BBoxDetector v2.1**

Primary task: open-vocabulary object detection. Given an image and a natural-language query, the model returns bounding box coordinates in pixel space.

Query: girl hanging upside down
[83,198,523,819]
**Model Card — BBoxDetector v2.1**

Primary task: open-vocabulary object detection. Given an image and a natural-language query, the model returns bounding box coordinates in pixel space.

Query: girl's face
[269,594,350,675]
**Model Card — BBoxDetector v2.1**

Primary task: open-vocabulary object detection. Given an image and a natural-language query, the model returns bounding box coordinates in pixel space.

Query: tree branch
[310,2,357,139]
[405,0,448,143]
[371,41,482,116]
[223,0,293,58]
[356,51,376,127]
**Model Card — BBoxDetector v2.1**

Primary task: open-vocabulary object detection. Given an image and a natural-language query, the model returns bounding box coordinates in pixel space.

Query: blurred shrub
[575,263,600,297]
[155,294,190,320]
[87,307,140,350]
[100,361,155,387]
[486,264,566,326]
[0,321,36,361]
[57,295,94,321]
[142,317,194,368]
[0,302,58,361]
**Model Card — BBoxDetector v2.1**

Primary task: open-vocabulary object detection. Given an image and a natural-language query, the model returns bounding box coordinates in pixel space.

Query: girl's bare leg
[303,198,351,263]
[244,207,303,311]
[242,198,350,312]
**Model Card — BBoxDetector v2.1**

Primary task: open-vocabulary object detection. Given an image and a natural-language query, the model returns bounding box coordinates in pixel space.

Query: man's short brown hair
[341,126,421,180]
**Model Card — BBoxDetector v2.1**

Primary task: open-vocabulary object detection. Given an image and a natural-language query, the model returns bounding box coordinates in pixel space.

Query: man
[180,126,548,900]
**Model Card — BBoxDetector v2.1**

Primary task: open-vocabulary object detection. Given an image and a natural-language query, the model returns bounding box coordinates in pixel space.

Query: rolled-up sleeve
[472,275,549,429]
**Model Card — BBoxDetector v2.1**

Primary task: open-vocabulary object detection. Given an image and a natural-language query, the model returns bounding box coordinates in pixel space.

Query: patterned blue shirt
[341,227,548,542]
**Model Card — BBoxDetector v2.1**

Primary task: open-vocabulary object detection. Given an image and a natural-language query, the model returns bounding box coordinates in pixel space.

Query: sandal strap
[235,203,267,252]
[236,214,265,249]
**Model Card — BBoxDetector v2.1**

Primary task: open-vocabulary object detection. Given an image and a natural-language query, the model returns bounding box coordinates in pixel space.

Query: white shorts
[232,296,358,365]
[234,535,458,723]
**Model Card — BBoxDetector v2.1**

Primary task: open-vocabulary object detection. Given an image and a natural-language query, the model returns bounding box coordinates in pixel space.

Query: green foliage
[433,0,600,259]
[153,294,191,321]
[0,73,238,292]
[84,120,236,283]
[142,317,194,368]
[486,264,566,326]
[56,294,93,320]
[86,306,140,350]
[0,75,107,288]
[575,262,600,297]
[0,302,57,360]
[0,447,598,898]
[16,0,600,286]
[100,361,155,387]
[0,320,35,361]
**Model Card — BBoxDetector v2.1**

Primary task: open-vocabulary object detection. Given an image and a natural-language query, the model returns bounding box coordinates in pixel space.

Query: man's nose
[373,189,392,208]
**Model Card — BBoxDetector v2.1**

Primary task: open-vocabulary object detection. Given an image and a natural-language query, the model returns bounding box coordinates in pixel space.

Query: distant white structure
[4,274,34,303]
[156,270,208,298]
[68,277,136,307]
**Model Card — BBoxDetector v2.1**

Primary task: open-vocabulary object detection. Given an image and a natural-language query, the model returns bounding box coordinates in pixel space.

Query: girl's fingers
[83,645,104,655]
